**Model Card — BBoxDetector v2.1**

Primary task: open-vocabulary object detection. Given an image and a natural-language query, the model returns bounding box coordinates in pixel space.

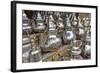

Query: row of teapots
[22,31,91,60]
[22,12,91,46]
[22,12,91,33]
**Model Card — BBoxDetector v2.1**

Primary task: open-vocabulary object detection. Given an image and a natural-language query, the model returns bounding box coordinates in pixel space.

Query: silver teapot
[41,15,62,49]
[22,37,30,45]
[22,43,31,63]
[48,15,56,31]
[71,40,83,59]
[83,17,91,27]
[83,30,91,58]
[72,14,78,27]
[45,35,62,49]
[32,12,46,32]
[29,47,41,62]
[84,44,91,58]
[71,40,82,55]
[57,15,64,30]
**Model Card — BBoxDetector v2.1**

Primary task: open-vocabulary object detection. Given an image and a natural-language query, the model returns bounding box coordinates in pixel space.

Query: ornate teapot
[32,12,46,32]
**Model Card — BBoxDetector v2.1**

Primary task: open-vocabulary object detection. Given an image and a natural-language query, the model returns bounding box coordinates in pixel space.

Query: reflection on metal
[63,30,75,43]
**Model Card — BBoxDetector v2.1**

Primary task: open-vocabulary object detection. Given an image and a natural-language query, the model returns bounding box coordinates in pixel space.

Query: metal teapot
[83,17,90,27]
[29,47,41,62]
[22,43,31,63]
[57,15,64,30]
[71,40,83,59]
[71,40,82,55]
[41,15,62,49]
[84,44,91,58]
[22,11,29,24]
[72,14,78,27]
[22,37,30,45]
[32,12,46,32]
